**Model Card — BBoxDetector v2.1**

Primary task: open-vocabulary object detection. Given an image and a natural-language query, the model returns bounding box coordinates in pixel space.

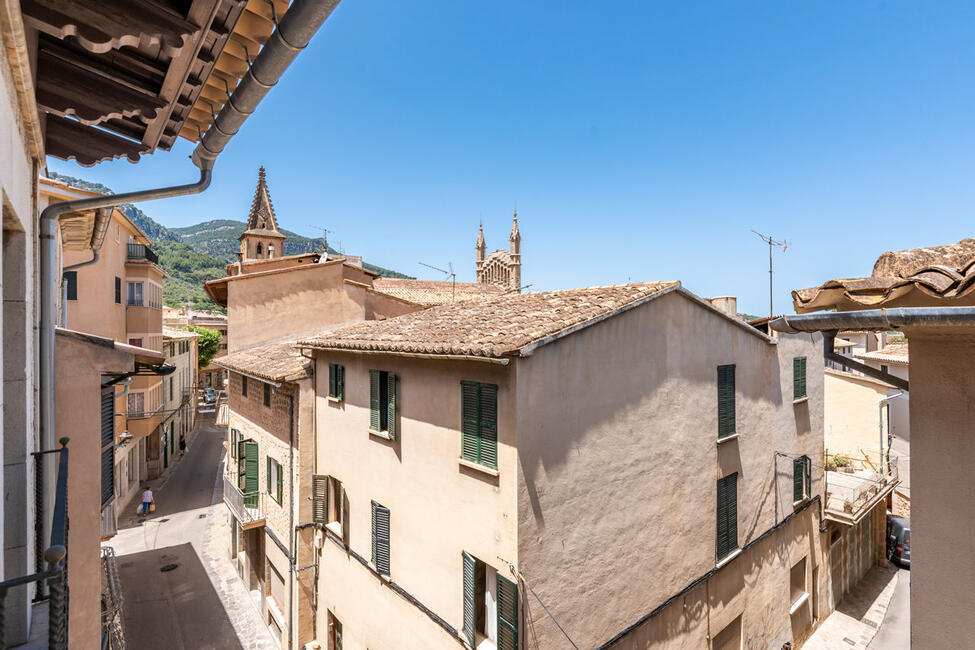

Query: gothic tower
[475,212,523,293]
[239,166,286,260]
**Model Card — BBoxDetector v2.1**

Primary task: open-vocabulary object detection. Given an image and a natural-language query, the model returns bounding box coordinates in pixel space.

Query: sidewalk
[803,565,900,649]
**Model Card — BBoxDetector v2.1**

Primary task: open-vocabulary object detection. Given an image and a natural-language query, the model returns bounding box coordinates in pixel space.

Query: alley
[107,409,276,650]
[869,566,910,649]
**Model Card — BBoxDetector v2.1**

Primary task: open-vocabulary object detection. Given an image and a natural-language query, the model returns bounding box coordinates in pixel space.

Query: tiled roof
[854,343,909,365]
[372,278,503,306]
[794,238,975,312]
[298,282,679,358]
[215,338,312,383]
[162,326,199,339]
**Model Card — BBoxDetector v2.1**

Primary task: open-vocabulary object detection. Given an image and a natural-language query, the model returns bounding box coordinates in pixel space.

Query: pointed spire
[245,166,280,233]
[509,208,520,243]
[476,219,485,248]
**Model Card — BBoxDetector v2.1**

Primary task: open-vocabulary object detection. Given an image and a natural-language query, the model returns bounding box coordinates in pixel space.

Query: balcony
[222,474,265,530]
[825,453,900,525]
[127,242,158,265]
[1,438,69,649]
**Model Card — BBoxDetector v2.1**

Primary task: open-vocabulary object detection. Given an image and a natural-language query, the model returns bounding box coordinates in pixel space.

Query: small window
[716,473,738,561]
[712,615,742,650]
[312,474,346,539]
[717,364,736,438]
[169,377,174,401]
[369,370,397,438]
[793,455,812,503]
[63,271,77,301]
[880,364,889,374]
[114,277,121,304]
[128,338,143,348]
[461,381,498,469]
[793,356,807,400]
[241,375,248,397]
[115,223,120,243]
[127,392,144,415]
[462,553,519,648]
[230,429,240,459]
[256,242,263,256]
[126,282,143,306]
[263,382,271,407]
[790,557,808,611]
[328,363,344,400]
[371,501,390,576]
[266,456,283,504]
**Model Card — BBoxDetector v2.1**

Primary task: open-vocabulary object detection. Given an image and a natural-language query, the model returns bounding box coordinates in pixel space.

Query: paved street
[869,566,910,649]
[105,409,276,650]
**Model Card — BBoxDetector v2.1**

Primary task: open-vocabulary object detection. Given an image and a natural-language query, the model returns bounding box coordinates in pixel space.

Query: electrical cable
[498,558,580,650]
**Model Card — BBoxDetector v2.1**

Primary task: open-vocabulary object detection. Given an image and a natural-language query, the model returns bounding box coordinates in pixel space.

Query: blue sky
[48,1,975,316]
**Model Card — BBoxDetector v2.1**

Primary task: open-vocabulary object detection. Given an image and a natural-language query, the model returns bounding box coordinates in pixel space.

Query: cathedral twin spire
[475,211,522,292]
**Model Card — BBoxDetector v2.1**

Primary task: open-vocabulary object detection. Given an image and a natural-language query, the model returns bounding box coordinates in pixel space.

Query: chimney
[235,251,243,275]
[709,296,738,318]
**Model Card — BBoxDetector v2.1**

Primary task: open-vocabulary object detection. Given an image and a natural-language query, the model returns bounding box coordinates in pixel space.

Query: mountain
[46,174,412,309]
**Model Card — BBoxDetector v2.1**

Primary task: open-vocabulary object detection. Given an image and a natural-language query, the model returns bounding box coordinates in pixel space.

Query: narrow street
[106,407,276,650]
[869,566,911,649]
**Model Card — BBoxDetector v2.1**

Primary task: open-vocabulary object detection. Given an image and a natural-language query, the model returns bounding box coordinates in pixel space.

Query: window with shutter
[312,475,328,524]
[100,388,115,506]
[64,271,77,301]
[328,363,345,400]
[114,276,121,304]
[242,375,247,397]
[717,365,736,439]
[371,501,390,576]
[716,473,738,561]
[462,552,476,646]
[804,455,812,499]
[793,357,807,400]
[263,382,271,407]
[461,381,499,469]
[369,370,397,437]
[793,458,804,502]
[369,370,381,432]
[243,441,259,508]
[386,372,397,439]
[497,574,519,650]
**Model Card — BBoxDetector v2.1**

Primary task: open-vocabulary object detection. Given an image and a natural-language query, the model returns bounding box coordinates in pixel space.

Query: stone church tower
[239,166,286,260]
[475,211,522,292]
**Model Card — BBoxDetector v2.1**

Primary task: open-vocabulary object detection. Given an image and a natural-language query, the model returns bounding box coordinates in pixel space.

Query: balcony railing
[222,474,265,529]
[0,437,70,649]
[825,453,900,524]
[126,242,158,265]
[100,547,125,650]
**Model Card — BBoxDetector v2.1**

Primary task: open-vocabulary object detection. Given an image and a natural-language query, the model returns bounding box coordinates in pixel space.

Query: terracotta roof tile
[794,238,975,312]
[371,278,503,306]
[298,282,679,358]
[854,343,909,365]
[215,338,312,383]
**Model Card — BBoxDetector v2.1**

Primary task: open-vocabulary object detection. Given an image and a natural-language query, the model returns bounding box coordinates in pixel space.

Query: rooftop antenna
[419,261,456,301]
[304,225,334,259]
[751,230,788,319]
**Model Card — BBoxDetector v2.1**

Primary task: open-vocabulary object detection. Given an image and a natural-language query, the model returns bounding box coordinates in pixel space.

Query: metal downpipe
[39,169,212,550]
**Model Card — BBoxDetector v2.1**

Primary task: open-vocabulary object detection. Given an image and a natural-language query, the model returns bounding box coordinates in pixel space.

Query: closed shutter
[371,501,390,576]
[717,473,738,560]
[479,383,498,468]
[101,388,115,506]
[337,365,344,400]
[793,357,807,400]
[312,474,328,524]
[329,364,337,397]
[462,552,476,646]
[114,277,121,304]
[717,365,736,438]
[803,456,811,498]
[243,441,259,507]
[497,574,519,650]
[461,382,479,463]
[237,440,246,488]
[369,370,380,431]
[386,373,397,439]
[793,458,804,502]
[276,460,283,504]
[267,457,272,494]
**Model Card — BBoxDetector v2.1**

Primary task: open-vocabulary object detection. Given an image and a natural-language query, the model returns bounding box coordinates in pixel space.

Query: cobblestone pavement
[803,564,900,650]
[105,412,276,650]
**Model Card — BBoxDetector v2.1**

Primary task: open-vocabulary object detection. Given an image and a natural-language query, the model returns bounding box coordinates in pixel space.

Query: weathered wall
[55,332,134,650]
[823,369,889,462]
[902,331,975,648]
[514,291,826,649]
[315,352,518,649]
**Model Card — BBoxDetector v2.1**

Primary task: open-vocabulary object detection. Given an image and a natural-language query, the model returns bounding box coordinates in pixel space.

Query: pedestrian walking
[141,486,154,515]
[179,435,187,456]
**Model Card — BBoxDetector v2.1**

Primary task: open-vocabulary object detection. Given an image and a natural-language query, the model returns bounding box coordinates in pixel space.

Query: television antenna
[305,225,334,257]
[751,230,788,319]
[419,261,456,301]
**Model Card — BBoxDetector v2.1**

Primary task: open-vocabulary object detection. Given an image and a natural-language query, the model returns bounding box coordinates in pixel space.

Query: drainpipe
[287,392,295,650]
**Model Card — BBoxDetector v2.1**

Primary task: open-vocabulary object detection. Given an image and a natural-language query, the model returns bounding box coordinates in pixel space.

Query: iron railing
[825,454,900,517]
[126,243,158,265]
[0,437,70,649]
[222,474,264,528]
[100,548,125,650]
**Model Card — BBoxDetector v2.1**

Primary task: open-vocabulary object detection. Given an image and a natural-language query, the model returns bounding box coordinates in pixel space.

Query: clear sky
[48,1,975,316]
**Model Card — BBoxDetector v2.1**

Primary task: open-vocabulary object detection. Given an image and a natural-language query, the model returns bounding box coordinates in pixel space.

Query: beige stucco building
[297,282,838,650]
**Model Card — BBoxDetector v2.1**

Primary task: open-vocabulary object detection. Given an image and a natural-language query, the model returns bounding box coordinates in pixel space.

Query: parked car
[204,388,217,404]
[886,513,911,566]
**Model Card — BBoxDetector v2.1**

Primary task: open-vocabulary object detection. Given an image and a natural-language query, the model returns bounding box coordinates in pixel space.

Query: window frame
[114,276,121,304]
[64,270,77,301]
[263,382,271,407]
[793,455,812,504]
[241,375,247,397]
[716,472,739,562]
[328,363,345,401]
[369,369,397,438]
[266,456,283,505]
[717,364,736,439]
[793,356,808,401]
[460,381,499,470]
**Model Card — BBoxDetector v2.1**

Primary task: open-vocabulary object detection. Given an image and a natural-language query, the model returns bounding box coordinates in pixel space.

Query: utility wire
[498,558,580,650]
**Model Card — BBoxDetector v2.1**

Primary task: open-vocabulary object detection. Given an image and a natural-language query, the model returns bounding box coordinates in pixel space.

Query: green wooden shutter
[717,365,736,438]
[243,441,259,508]
[369,370,380,431]
[386,373,397,439]
[793,357,807,400]
[717,473,738,560]
[497,574,519,650]
[312,475,327,524]
[277,460,283,504]
[803,455,812,498]
[462,552,476,646]
[267,456,271,494]
[337,365,344,400]
[329,363,337,397]
[371,501,390,576]
[479,383,498,468]
[461,382,479,463]
[237,440,246,488]
[793,457,803,502]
